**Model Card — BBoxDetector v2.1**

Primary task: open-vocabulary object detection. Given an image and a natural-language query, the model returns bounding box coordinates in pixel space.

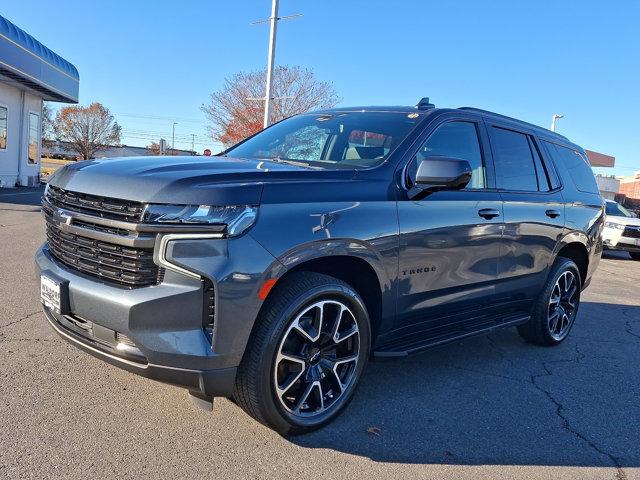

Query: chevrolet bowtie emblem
[53,208,72,226]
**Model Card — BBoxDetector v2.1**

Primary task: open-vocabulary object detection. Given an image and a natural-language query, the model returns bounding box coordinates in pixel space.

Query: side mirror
[409,157,472,199]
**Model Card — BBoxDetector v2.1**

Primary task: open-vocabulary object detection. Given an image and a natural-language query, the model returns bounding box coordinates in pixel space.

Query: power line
[120,128,211,141]
[123,132,210,141]
[120,136,216,147]
[114,112,204,124]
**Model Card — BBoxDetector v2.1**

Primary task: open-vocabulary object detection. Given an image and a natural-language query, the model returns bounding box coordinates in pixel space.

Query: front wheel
[629,252,640,261]
[233,272,371,435]
[517,257,581,346]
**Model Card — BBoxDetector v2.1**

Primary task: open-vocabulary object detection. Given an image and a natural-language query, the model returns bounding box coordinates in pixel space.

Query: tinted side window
[408,121,486,188]
[544,142,599,194]
[490,127,539,191]
[528,137,551,191]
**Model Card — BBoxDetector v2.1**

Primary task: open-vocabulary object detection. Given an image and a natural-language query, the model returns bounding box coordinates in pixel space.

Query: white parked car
[603,200,640,260]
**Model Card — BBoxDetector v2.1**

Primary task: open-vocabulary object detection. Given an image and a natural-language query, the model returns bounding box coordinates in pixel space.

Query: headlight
[142,204,258,236]
[604,221,625,230]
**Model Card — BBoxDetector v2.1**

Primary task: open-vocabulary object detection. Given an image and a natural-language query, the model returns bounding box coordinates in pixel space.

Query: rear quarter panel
[545,144,604,285]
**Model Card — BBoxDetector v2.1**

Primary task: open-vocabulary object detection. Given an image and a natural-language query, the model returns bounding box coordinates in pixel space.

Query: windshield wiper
[266,157,320,169]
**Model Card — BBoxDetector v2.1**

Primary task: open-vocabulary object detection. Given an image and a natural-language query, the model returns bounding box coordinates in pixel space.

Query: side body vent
[203,279,215,345]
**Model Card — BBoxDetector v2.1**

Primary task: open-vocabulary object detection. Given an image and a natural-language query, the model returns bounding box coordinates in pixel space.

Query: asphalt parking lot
[1,187,639,480]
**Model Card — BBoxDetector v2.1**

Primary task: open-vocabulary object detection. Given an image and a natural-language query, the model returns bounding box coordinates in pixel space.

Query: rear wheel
[629,252,640,261]
[233,272,371,435]
[517,257,581,346]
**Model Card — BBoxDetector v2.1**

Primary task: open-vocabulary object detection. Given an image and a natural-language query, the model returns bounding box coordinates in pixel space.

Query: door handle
[478,208,500,219]
[545,209,561,218]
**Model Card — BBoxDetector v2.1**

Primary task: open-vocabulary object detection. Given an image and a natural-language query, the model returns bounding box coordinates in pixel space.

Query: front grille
[47,185,145,222]
[623,226,640,239]
[43,187,161,288]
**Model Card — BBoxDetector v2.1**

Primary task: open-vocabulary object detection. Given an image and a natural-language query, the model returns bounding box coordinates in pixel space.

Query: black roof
[313,106,424,114]
[458,107,572,144]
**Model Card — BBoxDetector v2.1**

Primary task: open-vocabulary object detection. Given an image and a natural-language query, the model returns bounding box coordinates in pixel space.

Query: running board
[373,315,529,359]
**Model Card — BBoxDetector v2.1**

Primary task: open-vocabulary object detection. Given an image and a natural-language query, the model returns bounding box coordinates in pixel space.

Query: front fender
[248,201,400,331]
[264,237,392,293]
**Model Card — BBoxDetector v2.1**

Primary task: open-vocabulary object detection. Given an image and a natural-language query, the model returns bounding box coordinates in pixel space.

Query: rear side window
[528,137,552,191]
[490,127,545,191]
[544,142,599,194]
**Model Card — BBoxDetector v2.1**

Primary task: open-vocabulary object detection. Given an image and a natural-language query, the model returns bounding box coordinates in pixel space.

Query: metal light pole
[172,122,178,154]
[550,114,564,132]
[251,1,301,128]
[263,0,279,128]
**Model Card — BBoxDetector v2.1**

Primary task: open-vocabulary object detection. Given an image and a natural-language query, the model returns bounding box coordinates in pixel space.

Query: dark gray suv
[36,99,604,434]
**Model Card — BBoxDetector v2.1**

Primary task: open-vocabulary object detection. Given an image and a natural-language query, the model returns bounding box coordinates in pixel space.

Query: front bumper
[35,241,267,398]
[43,306,237,396]
[603,230,640,253]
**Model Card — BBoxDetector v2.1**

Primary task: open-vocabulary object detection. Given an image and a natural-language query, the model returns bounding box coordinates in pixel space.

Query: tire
[233,272,371,435]
[517,257,581,346]
[629,252,640,261]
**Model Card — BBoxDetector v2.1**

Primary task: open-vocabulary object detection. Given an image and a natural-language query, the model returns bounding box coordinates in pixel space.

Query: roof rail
[458,107,570,141]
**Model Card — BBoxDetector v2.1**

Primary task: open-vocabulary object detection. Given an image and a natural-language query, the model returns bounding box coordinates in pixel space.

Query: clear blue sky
[3,0,639,174]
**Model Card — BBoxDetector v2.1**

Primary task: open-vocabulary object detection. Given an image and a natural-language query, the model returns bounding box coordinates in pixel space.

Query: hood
[49,155,357,205]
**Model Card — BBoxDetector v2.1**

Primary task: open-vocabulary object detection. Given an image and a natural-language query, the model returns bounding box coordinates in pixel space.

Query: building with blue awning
[0,14,79,187]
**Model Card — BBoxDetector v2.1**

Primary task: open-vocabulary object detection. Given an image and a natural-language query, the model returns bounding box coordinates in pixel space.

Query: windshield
[223,111,424,169]
[606,202,634,218]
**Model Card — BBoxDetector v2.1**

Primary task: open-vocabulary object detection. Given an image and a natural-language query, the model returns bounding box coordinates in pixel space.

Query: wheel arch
[555,239,589,287]
[256,239,393,343]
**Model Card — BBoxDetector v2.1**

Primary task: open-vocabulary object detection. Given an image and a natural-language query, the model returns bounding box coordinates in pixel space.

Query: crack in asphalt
[0,311,41,331]
[530,344,628,480]
[621,309,640,342]
[571,335,637,346]
[445,364,525,384]
[485,334,515,366]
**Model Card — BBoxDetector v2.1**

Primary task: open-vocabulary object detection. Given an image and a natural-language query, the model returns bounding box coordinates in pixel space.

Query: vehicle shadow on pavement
[289,301,640,468]
[0,187,44,211]
[602,250,632,261]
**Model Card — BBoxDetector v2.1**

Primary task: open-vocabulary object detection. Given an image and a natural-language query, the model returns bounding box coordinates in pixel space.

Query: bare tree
[146,142,161,155]
[202,65,340,147]
[53,103,121,159]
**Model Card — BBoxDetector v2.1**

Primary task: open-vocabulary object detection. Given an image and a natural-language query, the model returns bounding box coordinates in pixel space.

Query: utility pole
[172,122,178,154]
[251,1,302,128]
[263,0,279,129]
[191,133,195,153]
[550,114,564,132]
